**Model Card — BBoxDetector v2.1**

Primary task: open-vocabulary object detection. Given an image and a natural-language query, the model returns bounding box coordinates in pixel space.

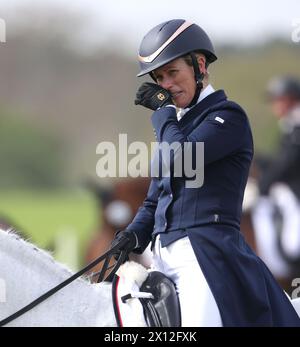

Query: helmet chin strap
[150,71,157,82]
[187,52,204,108]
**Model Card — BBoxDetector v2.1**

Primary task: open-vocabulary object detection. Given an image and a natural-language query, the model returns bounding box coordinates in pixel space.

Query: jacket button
[170,194,173,198]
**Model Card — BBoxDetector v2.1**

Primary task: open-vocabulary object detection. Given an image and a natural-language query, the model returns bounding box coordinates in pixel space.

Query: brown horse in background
[84,177,151,281]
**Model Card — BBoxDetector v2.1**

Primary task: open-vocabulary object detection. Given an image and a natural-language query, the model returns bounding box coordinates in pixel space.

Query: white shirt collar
[177,84,215,121]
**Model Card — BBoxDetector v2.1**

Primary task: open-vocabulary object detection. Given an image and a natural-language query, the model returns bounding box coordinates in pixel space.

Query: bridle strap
[99,250,129,283]
[97,253,113,283]
[0,239,129,327]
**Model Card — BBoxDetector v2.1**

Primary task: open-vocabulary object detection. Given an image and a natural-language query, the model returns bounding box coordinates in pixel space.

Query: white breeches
[151,235,222,327]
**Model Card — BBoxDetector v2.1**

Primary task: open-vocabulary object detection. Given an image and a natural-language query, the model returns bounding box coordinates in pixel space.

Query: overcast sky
[1,0,300,50]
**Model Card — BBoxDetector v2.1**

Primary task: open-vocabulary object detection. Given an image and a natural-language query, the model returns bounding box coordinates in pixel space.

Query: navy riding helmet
[137,19,217,107]
[266,76,300,101]
[137,19,217,77]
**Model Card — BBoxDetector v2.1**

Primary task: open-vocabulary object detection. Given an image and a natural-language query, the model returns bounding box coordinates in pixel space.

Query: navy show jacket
[128,90,253,251]
[127,90,300,327]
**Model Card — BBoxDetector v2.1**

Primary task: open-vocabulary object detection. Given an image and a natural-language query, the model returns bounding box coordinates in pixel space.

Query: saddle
[112,262,181,327]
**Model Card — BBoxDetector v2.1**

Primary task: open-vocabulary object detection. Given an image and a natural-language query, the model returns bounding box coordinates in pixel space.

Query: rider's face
[153,58,198,109]
[270,96,297,119]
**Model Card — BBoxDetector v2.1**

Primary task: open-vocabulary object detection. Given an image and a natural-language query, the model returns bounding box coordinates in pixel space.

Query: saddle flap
[140,271,181,327]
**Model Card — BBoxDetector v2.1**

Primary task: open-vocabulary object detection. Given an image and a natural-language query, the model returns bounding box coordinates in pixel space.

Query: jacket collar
[177,84,215,121]
[178,90,228,127]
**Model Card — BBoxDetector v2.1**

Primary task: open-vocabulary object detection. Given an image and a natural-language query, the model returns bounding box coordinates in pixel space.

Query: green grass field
[0,189,100,269]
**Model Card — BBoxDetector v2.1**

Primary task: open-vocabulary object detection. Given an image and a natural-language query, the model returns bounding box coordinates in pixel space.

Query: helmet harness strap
[187,52,204,108]
[150,71,157,83]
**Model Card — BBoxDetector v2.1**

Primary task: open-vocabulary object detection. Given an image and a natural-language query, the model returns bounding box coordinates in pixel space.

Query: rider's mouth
[172,92,182,99]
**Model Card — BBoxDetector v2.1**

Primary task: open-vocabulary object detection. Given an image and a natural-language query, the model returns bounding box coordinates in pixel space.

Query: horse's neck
[0,230,116,326]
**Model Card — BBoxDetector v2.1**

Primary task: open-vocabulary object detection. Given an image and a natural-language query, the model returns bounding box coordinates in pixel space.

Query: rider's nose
[160,77,173,91]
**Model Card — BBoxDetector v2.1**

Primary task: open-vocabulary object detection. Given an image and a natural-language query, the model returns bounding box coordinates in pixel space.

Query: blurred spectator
[257,76,300,197]
[251,76,300,292]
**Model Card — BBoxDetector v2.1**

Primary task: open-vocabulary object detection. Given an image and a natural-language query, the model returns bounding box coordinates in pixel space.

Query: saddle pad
[112,261,149,327]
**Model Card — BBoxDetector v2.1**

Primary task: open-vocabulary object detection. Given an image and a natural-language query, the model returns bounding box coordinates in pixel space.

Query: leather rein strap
[0,239,129,327]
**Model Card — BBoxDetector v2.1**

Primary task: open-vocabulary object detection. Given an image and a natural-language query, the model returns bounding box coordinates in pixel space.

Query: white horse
[0,228,119,327]
[1,228,300,327]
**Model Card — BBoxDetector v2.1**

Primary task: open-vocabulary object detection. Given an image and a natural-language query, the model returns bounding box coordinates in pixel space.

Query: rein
[0,239,129,327]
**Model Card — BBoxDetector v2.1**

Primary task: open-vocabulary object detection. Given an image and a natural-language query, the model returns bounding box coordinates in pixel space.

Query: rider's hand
[135,82,174,111]
[111,230,138,261]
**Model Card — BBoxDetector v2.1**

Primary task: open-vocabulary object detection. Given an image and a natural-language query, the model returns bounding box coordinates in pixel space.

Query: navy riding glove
[111,230,138,260]
[135,82,174,111]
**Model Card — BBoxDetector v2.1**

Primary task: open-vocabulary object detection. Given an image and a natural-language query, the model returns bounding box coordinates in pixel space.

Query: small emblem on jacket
[215,116,225,124]
[157,93,166,101]
[214,214,220,222]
